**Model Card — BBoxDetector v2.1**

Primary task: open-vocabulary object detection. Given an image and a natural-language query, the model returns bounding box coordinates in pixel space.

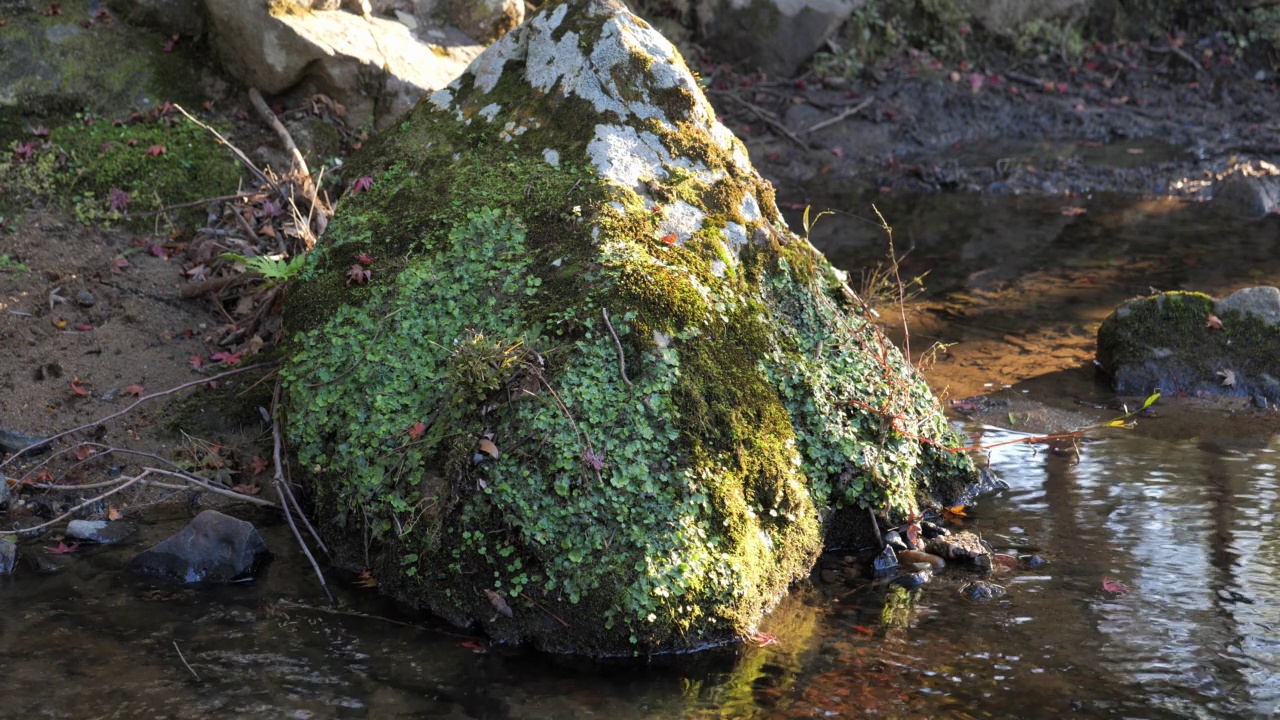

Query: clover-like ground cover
[281,0,976,655]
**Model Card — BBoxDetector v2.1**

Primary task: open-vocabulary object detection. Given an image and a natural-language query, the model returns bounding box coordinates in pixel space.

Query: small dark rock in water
[820,568,840,584]
[75,290,96,307]
[961,581,1006,602]
[920,520,949,539]
[0,537,16,575]
[66,519,137,545]
[872,544,899,577]
[4,516,48,539]
[884,530,909,552]
[1020,554,1049,569]
[891,570,931,590]
[130,510,270,583]
[0,429,52,456]
[22,549,67,575]
[1254,394,1268,410]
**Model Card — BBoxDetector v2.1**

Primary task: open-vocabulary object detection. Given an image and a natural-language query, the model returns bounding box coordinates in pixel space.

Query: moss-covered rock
[1097,288,1280,402]
[281,0,976,656]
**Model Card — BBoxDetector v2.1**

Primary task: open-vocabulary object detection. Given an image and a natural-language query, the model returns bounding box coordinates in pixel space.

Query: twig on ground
[600,308,632,388]
[179,273,252,299]
[0,471,151,536]
[272,381,334,603]
[148,468,279,509]
[172,103,283,197]
[125,192,268,218]
[803,97,874,134]
[173,641,201,682]
[520,591,570,628]
[0,364,271,470]
[248,88,313,187]
[277,473,329,558]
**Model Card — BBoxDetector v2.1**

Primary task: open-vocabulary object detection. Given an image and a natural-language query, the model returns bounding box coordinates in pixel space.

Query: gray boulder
[130,510,270,582]
[204,0,482,130]
[65,519,138,545]
[1096,289,1280,402]
[1213,161,1280,219]
[700,0,859,78]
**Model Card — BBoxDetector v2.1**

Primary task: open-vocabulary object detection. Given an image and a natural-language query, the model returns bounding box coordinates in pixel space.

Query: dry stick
[271,383,334,603]
[0,364,271,471]
[148,469,279,509]
[248,88,313,187]
[710,90,810,150]
[0,471,151,536]
[126,192,268,218]
[872,205,911,364]
[277,475,329,558]
[173,641,201,682]
[600,308,632,388]
[172,103,283,198]
[179,273,252,299]
[803,96,875,135]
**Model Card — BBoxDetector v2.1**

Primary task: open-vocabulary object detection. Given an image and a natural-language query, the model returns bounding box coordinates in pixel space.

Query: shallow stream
[2,188,1278,719]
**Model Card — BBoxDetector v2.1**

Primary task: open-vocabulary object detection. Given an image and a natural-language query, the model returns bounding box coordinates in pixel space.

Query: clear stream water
[1,189,1278,719]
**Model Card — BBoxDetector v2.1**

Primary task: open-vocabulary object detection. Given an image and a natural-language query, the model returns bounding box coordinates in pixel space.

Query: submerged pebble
[891,570,932,590]
[961,581,1006,602]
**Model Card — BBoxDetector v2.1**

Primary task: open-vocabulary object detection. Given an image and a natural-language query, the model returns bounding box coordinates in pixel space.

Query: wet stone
[920,520,949,539]
[22,549,67,575]
[0,537,16,575]
[925,531,989,562]
[884,530,908,552]
[819,568,840,584]
[891,570,931,590]
[872,545,899,578]
[897,549,945,570]
[130,510,270,583]
[66,519,137,545]
[961,581,1006,602]
[1020,554,1049,569]
[4,516,48,539]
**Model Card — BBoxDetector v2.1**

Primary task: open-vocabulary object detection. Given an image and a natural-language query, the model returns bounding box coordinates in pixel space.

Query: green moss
[0,114,244,226]
[283,0,975,655]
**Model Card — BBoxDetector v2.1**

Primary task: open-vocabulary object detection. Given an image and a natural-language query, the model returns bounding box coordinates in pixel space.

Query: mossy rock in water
[1096,288,1280,402]
[281,0,976,656]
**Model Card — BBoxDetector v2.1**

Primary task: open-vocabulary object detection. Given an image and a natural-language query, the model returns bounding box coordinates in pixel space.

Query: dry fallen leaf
[356,569,378,588]
[1206,313,1223,329]
[945,504,969,518]
[230,484,262,496]
[107,506,123,521]
[478,438,499,459]
[483,588,514,618]
[121,384,145,397]
[1219,369,1236,387]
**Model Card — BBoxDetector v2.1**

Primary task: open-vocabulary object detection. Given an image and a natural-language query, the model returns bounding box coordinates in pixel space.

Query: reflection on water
[1,429,1275,719]
[2,189,1279,718]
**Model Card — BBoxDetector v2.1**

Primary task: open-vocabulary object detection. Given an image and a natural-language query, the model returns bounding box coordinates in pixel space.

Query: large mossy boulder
[1097,288,1280,402]
[281,0,976,656]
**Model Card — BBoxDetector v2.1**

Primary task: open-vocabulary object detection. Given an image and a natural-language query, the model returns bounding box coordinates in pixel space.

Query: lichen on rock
[281,0,975,655]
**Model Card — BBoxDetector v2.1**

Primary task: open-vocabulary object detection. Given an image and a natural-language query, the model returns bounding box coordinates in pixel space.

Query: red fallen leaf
[249,455,269,476]
[1061,206,1087,216]
[355,569,378,588]
[905,523,920,548]
[747,631,779,647]
[107,506,122,521]
[74,444,96,461]
[853,625,874,635]
[110,256,130,274]
[126,138,139,146]
[1102,577,1130,594]
[145,145,167,157]
[346,263,371,285]
[1206,313,1223,329]
[162,34,178,52]
[189,355,204,368]
[459,639,487,654]
[143,240,167,258]
[235,109,250,121]
[408,421,427,441]
[230,484,262,496]
[42,3,62,15]
[13,141,38,162]
[33,125,49,138]
[993,554,1019,569]
[107,188,129,212]
[45,541,80,555]
[660,232,677,244]
[210,351,243,365]
[76,323,92,331]
[121,384,145,397]
[356,253,374,265]
[351,176,375,194]
[70,379,90,397]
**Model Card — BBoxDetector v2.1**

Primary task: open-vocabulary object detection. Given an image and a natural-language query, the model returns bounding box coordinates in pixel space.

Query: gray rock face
[204,0,482,130]
[130,510,269,582]
[108,0,207,36]
[437,0,523,43]
[701,0,859,78]
[925,531,989,562]
[66,519,138,545]
[1212,161,1280,218]
[1097,290,1280,402]
[960,0,1088,36]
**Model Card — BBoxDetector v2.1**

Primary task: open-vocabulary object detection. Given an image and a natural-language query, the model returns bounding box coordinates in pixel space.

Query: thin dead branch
[601,307,632,388]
